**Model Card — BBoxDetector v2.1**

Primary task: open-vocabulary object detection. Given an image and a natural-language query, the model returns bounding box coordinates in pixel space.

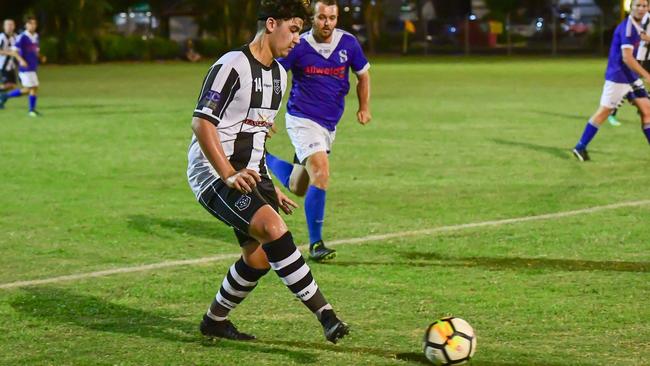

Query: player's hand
[225,169,261,194]
[642,33,650,42]
[275,187,299,215]
[18,59,27,68]
[40,55,47,64]
[267,124,278,139]
[357,109,372,125]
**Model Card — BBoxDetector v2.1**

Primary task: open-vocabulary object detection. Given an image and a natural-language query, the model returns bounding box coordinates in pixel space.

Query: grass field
[1,57,649,366]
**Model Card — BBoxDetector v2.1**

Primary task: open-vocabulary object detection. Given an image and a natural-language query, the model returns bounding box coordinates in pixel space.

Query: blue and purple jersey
[605,15,647,83]
[278,29,370,131]
[14,31,39,72]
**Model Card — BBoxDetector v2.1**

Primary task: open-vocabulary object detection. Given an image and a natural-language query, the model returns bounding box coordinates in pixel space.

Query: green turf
[1,57,649,365]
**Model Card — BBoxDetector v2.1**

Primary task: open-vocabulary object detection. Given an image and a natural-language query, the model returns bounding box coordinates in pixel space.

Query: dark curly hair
[257,0,313,22]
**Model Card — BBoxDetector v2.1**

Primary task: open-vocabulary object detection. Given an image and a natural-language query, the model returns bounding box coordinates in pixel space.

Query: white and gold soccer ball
[423,317,477,365]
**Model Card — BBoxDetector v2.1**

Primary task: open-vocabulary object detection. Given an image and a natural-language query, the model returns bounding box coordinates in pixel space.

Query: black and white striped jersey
[188,45,288,198]
[0,32,17,72]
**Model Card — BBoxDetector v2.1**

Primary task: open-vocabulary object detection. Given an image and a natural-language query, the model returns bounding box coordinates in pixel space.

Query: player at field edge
[265,0,372,261]
[607,14,650,127]
[187,0,349,343]
[0,19,27,100]
[573,0,650,161]
[0,16,42,116]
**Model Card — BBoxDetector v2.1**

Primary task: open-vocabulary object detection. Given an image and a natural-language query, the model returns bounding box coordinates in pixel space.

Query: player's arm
[191,117,260,194]
[9,43,28,67]
[356,71,371,125]
[623,47,650,80]
[0,49,25,65]
[274,186,299,214]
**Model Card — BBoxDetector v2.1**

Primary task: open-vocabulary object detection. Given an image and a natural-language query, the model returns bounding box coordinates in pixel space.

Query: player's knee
[289,179,308,196]
[249,212,288,244]
[309,169,329,190]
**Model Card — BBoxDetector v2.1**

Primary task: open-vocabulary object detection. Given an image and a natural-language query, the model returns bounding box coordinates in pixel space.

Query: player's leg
[608,93,630,126]
[196,181,274,341]
[265,151,294,189]
[304,151,336,261]
[200,237,270,341]
[1,85,28,107]
[28,85,39,116]
[288,157,310,196]
[632,95,650,144]
[249,206,349,343]
[573,81,625,161]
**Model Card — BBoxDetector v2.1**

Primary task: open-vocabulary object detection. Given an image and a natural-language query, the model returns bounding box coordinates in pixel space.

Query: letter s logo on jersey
[338,50,348,64]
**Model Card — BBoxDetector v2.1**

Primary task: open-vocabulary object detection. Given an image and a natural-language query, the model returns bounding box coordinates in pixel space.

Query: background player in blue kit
[0,17,42,116]
[573,0,650,161]
[266,0,372,260]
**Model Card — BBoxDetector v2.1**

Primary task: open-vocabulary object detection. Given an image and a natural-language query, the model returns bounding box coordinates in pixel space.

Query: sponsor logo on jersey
[303,65,346,79]
[339,49,348,63]
[235,195,251,211]
[243,112,274,128]
[243,119,274,128]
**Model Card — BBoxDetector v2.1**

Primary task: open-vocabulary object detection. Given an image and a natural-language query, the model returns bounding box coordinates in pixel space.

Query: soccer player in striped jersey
[0,19,26,99]
[573,0,650,161]
[0,16,41,116]
[265,0,372,261]
[187,0,349,343]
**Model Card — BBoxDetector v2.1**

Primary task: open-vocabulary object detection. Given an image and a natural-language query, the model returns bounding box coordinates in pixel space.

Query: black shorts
[1,70,17,85]
[198,177,279,246]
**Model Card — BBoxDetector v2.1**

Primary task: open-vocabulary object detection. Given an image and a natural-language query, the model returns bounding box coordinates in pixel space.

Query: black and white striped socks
[207,257,269,321]
[262,231,332,319]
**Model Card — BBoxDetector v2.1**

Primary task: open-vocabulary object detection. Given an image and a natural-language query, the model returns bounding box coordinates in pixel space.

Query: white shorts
[600,79,645,109]
[285,113,336,164]
[19,72,39,88]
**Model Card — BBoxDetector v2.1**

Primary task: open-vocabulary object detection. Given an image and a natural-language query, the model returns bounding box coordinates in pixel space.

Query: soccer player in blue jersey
[607,13,650,127]
[0,17,41,116]
[573,0,650,161]
[265,0,372,260]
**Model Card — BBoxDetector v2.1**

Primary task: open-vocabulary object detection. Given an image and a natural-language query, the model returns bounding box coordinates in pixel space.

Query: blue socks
[265,152,328,245]
[644,124,650,144]
[7,89,21,98]
[265,152,293,189]
[575,121,599,150]
[305,186,326,245]
[29,95,37,112]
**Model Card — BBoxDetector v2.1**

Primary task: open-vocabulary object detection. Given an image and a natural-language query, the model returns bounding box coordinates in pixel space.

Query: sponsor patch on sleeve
[202,90,222,111]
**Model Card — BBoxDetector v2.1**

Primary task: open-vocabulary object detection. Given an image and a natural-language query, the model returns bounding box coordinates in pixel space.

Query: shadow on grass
[531,110,586,120]
[320,252,650,273]
[44,104,124,110]
[491,138,569,160]
[392,352,570,366]
[10,287,316,363]
[127,214,231,241]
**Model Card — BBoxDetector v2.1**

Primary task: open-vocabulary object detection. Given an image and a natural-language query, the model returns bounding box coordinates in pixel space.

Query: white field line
[2,199,649,290]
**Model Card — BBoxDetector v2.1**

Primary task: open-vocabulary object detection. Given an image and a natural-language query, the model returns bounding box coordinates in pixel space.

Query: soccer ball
[423,317,476,365]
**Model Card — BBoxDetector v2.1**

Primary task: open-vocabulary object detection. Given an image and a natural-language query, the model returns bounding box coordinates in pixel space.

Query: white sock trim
[206,309,227,322]
[270,249,302,271]
[296,279,318,301]
[315,304,333,319]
